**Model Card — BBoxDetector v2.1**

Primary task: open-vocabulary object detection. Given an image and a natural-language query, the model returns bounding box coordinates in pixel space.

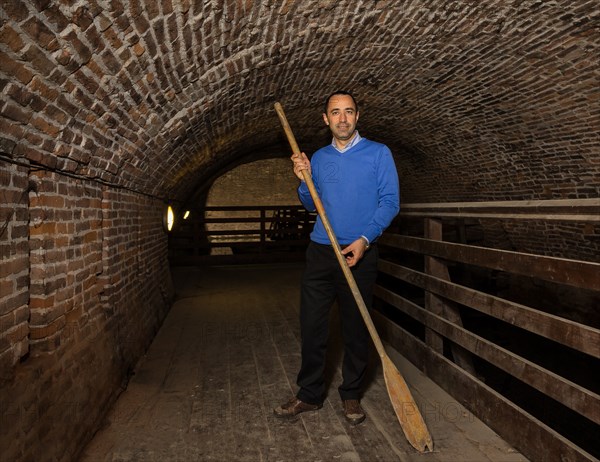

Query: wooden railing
[168,205,316,265]
[372,198,600,462]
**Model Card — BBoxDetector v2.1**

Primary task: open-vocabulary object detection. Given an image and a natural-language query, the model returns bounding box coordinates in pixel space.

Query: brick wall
[481,220,600,263]
[0,162,29,374]
[0,159,173,461]
[100,188,172,366]
[28,170,104,355]
[207,158,300,206]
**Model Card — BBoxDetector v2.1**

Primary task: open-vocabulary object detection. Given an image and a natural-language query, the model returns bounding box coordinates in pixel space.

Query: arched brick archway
[2,1,597,202]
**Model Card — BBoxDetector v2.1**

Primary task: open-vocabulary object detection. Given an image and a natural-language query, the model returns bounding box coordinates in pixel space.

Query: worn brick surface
[207,158,300,207]
[0,161,30,373]
[0,163,173,462]
[0,0,595,202]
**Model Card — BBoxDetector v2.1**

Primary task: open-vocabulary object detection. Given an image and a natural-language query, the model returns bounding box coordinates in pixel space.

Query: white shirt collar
[332,131,362,153]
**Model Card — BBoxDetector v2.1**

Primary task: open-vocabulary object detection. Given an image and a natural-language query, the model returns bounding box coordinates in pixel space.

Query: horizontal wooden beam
[378,260,600,358]
[379,234,600,290]
[169,252,307,266]
[204,205,310,212]
[202,217,312,224]
[400,212,600,221]
[172,231,311,240]
[400,198,600,222]
[374,286,600,425]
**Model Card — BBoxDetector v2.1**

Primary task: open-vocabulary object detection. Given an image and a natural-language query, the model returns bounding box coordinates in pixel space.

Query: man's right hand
[291,152,311,181]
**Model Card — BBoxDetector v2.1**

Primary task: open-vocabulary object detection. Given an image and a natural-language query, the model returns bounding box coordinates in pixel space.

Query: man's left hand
[341,238,369,267]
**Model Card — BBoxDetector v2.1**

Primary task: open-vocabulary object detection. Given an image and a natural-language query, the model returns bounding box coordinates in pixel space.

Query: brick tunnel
[1,1,599,461]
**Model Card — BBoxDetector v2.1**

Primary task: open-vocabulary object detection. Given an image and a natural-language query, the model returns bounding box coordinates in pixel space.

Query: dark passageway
[1,1,598,461]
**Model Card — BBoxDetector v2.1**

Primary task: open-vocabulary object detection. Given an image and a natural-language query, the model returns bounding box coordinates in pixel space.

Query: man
[274,91,400,425]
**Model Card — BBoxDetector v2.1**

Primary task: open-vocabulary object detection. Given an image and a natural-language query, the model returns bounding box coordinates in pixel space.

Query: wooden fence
[168,205,316,265]
[373,198,599,462]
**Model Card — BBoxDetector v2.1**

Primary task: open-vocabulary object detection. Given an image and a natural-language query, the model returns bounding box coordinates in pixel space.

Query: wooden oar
[274,102,434,453]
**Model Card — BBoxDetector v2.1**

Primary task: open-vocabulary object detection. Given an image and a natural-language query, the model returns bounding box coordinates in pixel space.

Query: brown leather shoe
[273,397,322,418]
[343,399,366,425]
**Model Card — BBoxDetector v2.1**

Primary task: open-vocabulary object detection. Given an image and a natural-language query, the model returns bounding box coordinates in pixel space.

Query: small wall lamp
[163,205,175,232]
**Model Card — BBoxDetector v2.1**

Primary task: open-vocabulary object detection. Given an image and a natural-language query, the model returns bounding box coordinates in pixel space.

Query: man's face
[323,94,359,143]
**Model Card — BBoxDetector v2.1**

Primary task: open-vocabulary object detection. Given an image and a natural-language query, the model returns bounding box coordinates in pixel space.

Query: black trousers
[296,242,378,405]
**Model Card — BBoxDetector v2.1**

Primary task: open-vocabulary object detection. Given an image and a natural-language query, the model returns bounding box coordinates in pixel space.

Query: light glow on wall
[166,205,174,231]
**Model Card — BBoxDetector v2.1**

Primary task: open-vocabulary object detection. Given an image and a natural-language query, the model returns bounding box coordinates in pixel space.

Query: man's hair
[323,90,358,114]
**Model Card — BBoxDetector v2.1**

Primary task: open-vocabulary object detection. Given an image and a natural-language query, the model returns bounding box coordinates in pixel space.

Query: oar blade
[382,354,434,453]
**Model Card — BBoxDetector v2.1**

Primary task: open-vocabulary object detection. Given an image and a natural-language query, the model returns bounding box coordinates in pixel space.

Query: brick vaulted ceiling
[1,0,598,204]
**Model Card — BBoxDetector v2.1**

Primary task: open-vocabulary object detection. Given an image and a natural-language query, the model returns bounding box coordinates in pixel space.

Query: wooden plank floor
[80,263,528,462]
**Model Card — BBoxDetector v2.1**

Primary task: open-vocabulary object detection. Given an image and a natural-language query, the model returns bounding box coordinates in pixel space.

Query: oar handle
[274,102,386,358]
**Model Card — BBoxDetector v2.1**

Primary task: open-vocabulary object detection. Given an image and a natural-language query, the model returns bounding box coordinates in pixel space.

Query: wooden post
[424,218,476,374]
[424,219,445,353]
[192,217,201,256]
[260,209,266,254]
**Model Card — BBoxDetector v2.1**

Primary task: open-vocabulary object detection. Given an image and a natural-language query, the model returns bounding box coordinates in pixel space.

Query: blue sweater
[298,138,400,245]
